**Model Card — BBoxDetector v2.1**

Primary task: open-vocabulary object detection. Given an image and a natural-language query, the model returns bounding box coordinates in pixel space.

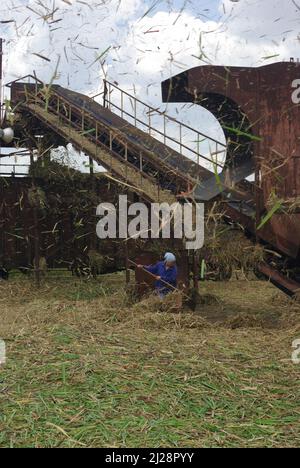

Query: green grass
[0,275,299,447]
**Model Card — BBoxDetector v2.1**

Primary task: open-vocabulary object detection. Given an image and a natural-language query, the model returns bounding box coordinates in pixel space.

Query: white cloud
[1,0,300,171]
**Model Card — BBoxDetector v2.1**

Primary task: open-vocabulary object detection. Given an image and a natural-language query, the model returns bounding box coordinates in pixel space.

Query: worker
[138,252,178,298]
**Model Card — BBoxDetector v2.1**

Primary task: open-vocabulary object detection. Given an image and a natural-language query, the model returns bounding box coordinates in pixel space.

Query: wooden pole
[29,148,40,287]
[125,241,130,284]
[33,200,41,288]
[89,155,98,251]
[193,251,199,291]
[89,156,94,176]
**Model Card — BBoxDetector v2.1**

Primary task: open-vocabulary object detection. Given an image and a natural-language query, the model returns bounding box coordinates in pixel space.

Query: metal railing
[0,163,30,176]
[14,82,176,196]
[7,75,227,176]
[14,78,192,192]
[6,74,229,196]
[5,74,44,88]
[103,80,227,171]
[0,149,32,177]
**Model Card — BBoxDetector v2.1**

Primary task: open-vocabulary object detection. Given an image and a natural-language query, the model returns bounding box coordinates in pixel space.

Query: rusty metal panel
[162,62,300,260]
[292,156,300,196]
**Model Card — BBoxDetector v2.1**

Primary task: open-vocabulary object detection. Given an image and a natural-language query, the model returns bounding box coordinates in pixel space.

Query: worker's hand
[137,264,143,268]
[156,276,161,280]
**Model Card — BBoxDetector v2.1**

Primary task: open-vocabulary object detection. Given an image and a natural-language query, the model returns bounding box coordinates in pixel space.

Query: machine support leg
[193,252,199,291]
[33,201,40,289]
[125,240,130,285]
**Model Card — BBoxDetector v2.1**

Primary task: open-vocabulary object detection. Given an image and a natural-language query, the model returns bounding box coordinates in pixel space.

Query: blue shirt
[145,261,178,296]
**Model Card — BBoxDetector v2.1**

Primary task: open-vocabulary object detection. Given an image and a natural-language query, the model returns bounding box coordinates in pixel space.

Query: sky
[0,0,300,173]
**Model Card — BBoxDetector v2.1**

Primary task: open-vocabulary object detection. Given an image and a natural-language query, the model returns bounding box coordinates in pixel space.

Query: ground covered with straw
[0,273,299,448]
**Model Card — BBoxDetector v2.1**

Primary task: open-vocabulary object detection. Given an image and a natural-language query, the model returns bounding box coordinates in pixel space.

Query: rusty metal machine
[3,61,300,294]
[162,61,300,294]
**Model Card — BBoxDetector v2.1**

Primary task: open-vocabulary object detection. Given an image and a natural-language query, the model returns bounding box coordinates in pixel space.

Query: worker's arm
[137,263,161,280]
[144,263,159,274]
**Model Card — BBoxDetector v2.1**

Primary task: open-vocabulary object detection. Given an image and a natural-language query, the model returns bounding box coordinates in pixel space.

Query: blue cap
[164,252,176,263]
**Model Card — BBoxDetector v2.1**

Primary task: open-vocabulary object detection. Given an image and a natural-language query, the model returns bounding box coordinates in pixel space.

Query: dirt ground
[0,273,299,448]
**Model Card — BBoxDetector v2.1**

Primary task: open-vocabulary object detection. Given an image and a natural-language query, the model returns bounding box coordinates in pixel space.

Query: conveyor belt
[53,85,212,183]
